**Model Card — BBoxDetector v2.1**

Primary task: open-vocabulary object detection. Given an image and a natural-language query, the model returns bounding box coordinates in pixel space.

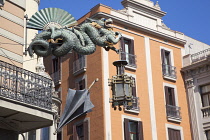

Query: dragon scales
[28,18,122,57]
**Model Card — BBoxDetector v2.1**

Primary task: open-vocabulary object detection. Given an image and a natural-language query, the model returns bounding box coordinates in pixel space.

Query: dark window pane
[28,130,36,140]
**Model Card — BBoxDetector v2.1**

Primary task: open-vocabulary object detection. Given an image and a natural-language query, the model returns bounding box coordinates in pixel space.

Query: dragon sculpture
[27,8,122,57]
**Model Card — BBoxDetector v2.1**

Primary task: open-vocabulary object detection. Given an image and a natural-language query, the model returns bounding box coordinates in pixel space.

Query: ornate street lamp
[109,60,135,110]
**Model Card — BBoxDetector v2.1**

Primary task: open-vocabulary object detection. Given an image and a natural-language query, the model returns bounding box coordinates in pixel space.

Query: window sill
[125,65,136,71]
[163,75,177,82]
[124,108,140,114]
[167,116,182,123]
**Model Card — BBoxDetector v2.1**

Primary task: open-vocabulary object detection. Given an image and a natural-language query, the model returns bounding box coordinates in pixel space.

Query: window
[168,128,181,140]
[51,57,61,84]
[200,84,210,118]
[206,130,210,140]
[164,86,181,120]
[120,37,136,67]
[73,120,89,140]
[200,84,210,107]
[40,127,49,140]
[52,57,60,73]
[73,52,86,75]
[75,78,86,90]
[0,0,5,7]
[124,118,144,140]
[161,49,176,79]
[28,130,36,140]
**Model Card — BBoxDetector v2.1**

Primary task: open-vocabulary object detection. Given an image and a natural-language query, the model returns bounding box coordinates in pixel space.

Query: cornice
[91,12,186,45]
[182,59,210,78]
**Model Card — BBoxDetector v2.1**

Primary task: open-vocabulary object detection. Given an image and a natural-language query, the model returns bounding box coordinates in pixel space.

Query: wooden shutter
[132,78,137,108]
[120,37,126,60]
[83,120,89,140]
[165,86,169,105]
[168,128,181,140]
[124,118,130,140]
[130,39,135,55]
[75,82,79,90]
[170,88,176,106]
[161,49,166,64]
[138,121,144,140]
[73,125,77,140]
[82,79,86,89]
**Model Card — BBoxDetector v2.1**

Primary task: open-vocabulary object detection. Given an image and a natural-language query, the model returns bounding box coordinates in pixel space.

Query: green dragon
[28,18,122,57]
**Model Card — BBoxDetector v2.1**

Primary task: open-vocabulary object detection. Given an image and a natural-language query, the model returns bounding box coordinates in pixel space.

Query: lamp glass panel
[124,83,130,96]
[115,83,124,97]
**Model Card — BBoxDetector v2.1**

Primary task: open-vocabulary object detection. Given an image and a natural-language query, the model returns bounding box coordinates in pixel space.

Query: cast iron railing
[166,105,181,120]
[162,64,177,79]
[73,55,86,74]
[0,60,52,110]
[120,52,137,68]
[51,70,61,84]
[201,106,210,118]
[191,48,210,63]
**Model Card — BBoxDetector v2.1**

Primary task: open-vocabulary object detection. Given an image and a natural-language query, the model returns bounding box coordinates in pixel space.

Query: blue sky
[39,0,210,45]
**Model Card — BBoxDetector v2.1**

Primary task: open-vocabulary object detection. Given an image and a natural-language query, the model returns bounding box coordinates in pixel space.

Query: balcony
[162,64,177,80]
[51,70,61,85]
[191,48,210,64]
[0,60,53,133]
[120,52,137,68]
[73,55,86,76]
[166,105,181,121]
[183,48,210,67]
[201,106,210,118]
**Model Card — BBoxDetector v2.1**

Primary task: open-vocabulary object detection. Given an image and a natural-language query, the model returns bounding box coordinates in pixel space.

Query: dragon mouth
[105,18,113,28]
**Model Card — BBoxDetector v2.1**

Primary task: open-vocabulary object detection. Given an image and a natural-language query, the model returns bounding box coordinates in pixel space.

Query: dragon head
[86,18,113,29]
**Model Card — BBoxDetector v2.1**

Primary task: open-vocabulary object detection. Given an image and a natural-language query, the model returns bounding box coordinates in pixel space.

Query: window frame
[120,34,136,69]
[75,75,87,90]
[200,84,210,107]
[165,124,183,140]
[122,115,143,140]
[0,0,5,7]
[73,118,90,140]
[160,46,176,81]
[124,73,139,113]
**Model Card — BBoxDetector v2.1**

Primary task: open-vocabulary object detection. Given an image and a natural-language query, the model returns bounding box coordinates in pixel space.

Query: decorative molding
[0,9,24,26]
[185,79,194,88]
[184,64,210,77]
[0,47,23,63]
[0,28,24,44]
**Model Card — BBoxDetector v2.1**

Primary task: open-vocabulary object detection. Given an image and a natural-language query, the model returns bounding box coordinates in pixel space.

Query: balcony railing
[0,60,52,110]
[73,55,86,75]
[201,106,210,118]
[166,105,181,120]
[120,52,137,68]
[191,48,210,63]
[51,70,61,85]
[162,64,177,79]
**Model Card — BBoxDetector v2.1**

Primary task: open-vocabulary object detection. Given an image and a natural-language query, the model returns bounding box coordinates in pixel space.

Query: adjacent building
[44,0,195,139]
[182,37,210,140]
[0,0,56,139]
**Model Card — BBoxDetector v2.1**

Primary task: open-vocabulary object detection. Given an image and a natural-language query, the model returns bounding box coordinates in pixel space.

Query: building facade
[44,0,194,140]
[182,39,210,140]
